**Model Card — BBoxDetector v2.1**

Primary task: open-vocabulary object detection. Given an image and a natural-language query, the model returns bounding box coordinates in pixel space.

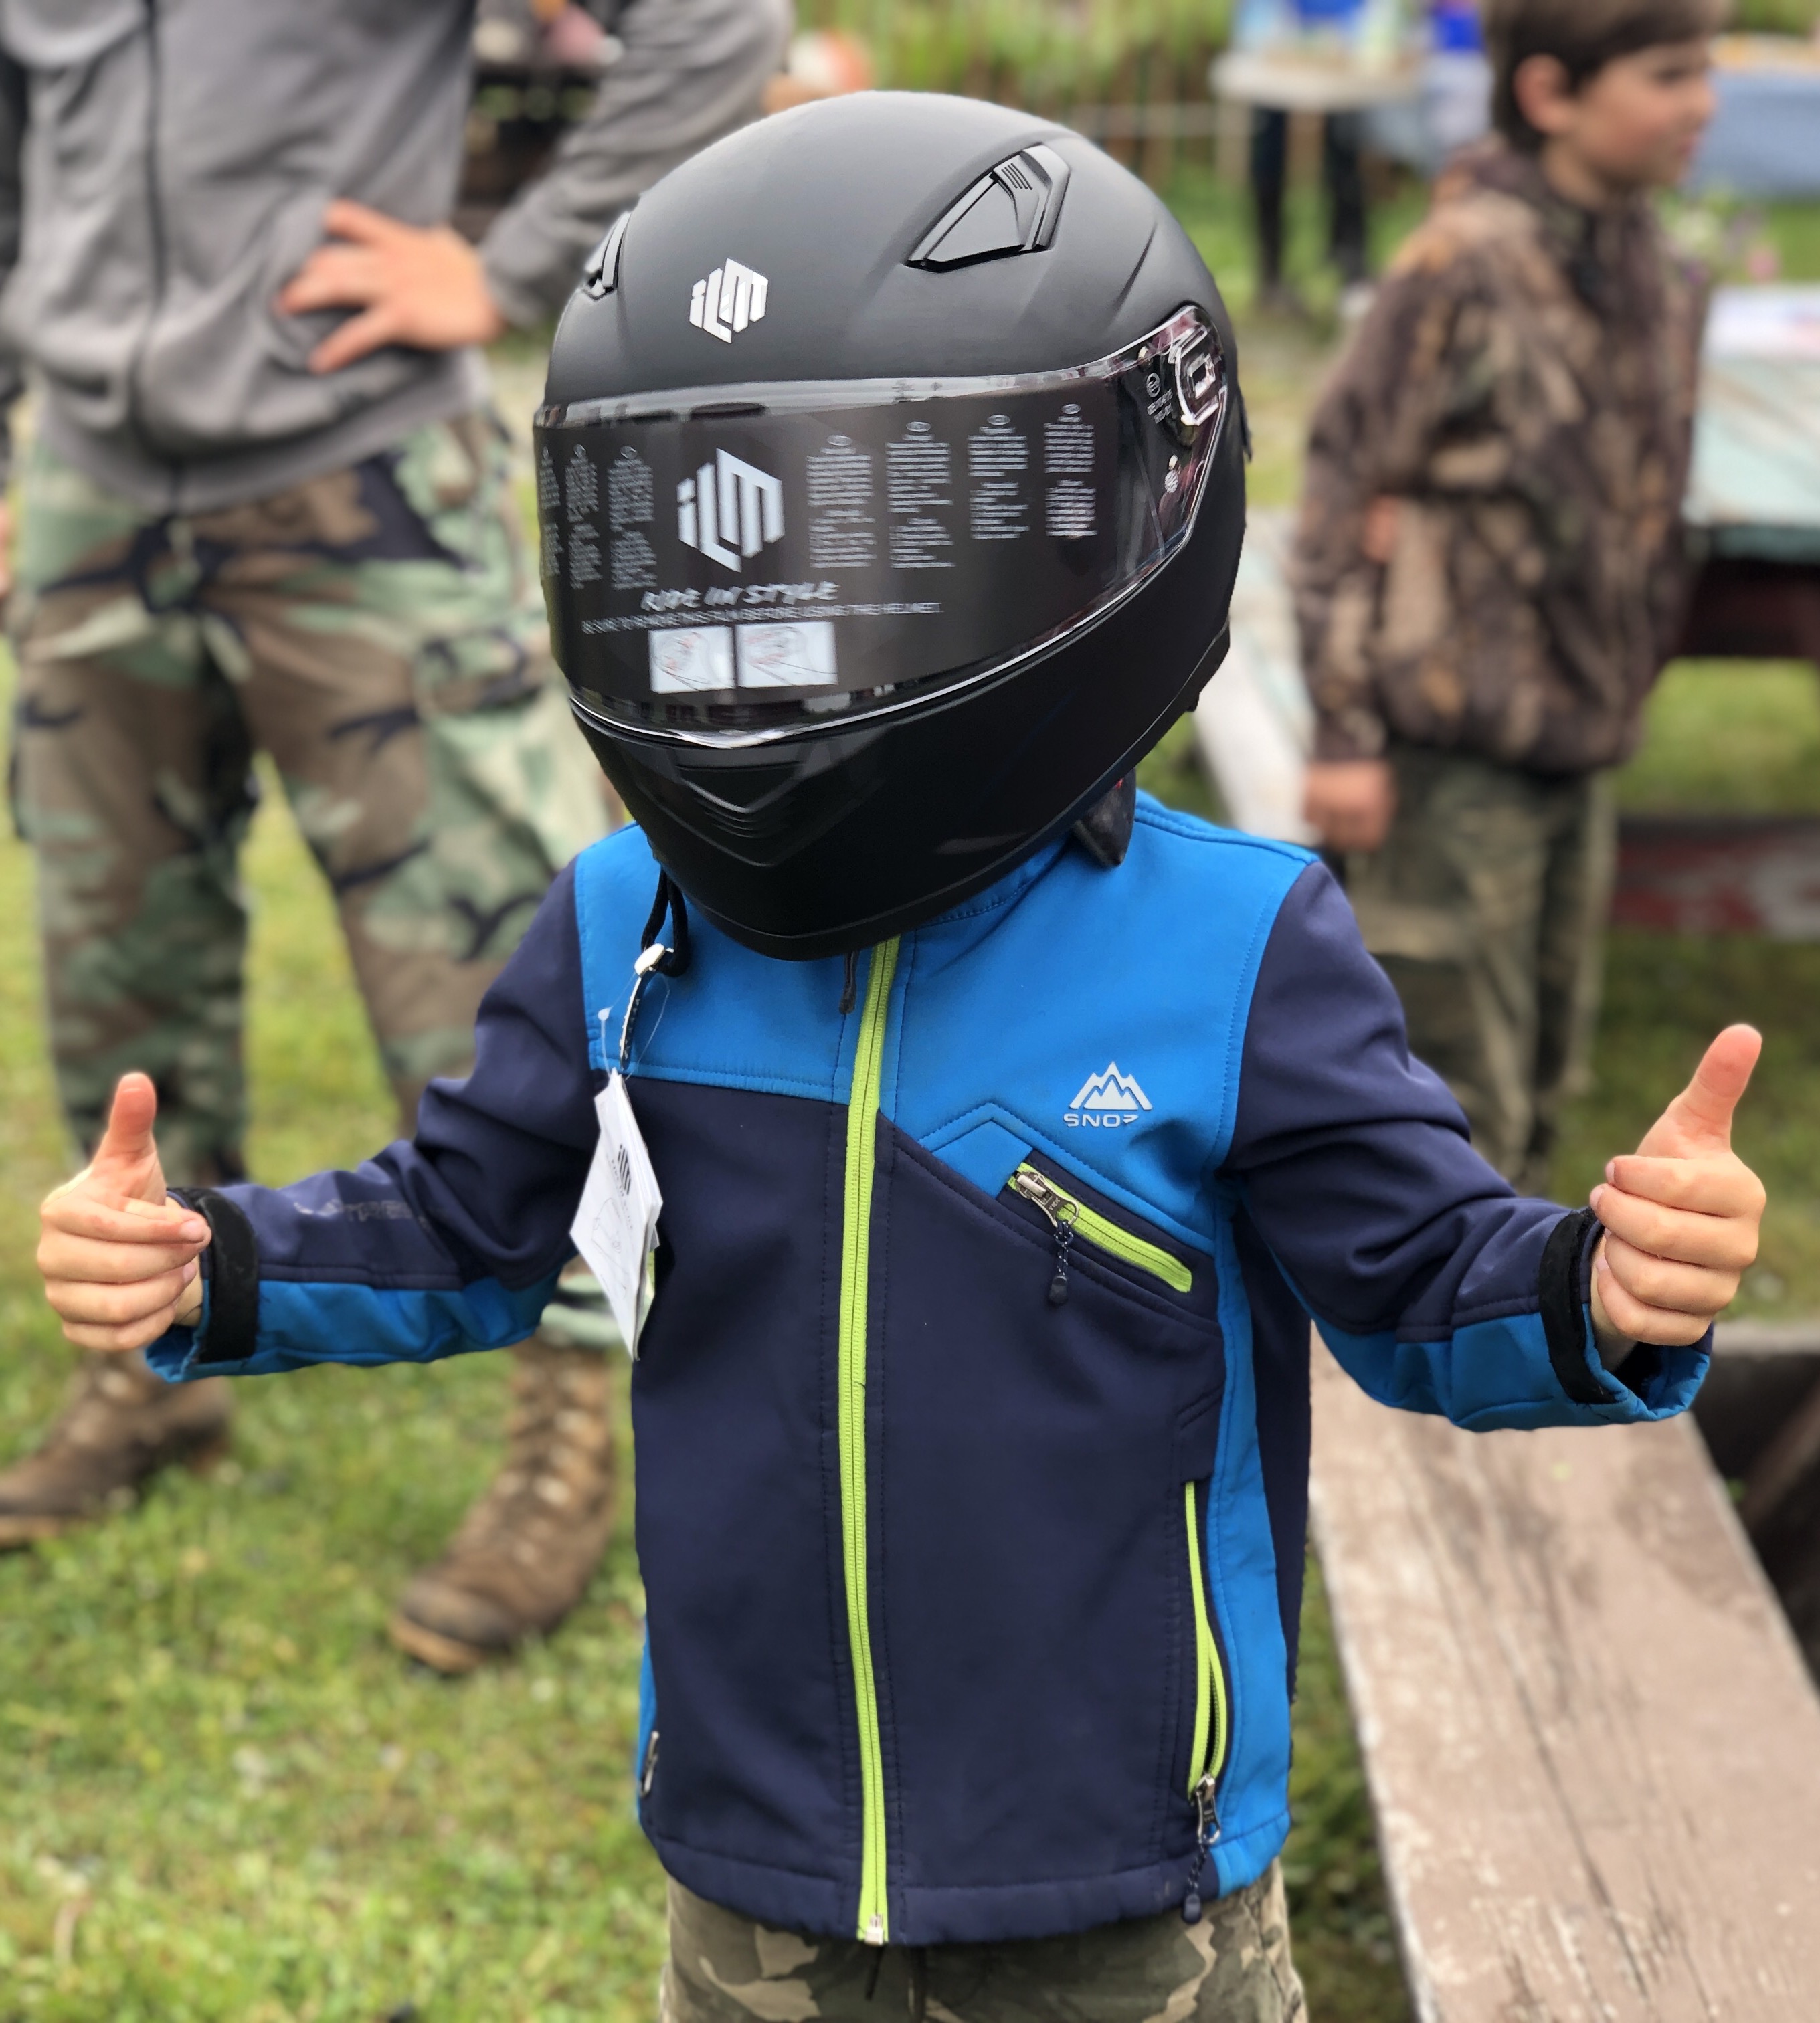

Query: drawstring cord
[859,1943,928,2022]
[618,872,692,1072]
[640,870,691,977]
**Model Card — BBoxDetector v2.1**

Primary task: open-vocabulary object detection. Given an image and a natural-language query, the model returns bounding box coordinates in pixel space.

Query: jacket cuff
[144,1283,209,1383]
[1538,1206,1710,1418]
[166,1187,261,1367]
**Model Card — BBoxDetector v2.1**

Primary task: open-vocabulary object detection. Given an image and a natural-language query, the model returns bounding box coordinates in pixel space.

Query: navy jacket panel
[625,1076,860,1936]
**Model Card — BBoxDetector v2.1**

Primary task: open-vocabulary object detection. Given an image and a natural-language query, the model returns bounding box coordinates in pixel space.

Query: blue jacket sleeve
[1223,863,1706,1429]
[147,864,598,1382]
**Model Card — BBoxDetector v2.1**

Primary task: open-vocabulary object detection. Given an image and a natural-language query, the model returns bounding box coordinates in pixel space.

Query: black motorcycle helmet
[535,91,1245,961]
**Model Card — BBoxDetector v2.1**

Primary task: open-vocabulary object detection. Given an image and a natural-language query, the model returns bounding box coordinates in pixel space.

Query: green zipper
[1183,1482,1230,1796]
[1010,1163,1194,1294]
[839,937,899,1945]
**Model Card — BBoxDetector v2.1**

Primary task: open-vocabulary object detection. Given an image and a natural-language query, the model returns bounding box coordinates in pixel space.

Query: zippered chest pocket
[1005,1159,1195,1308]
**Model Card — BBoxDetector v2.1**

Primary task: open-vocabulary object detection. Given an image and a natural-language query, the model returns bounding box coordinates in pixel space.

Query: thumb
[90,1072,167,1202]
[1634,1024,1762,1157]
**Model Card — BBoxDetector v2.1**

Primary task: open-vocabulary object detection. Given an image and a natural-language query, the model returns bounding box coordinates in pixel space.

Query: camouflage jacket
[1293,139,1706,775]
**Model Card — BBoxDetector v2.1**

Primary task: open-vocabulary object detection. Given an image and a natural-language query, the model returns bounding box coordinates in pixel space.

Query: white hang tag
[570,1071,664,1359]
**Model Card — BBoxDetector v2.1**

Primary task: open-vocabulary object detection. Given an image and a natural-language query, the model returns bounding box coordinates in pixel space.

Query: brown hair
[1482,0,1726,149]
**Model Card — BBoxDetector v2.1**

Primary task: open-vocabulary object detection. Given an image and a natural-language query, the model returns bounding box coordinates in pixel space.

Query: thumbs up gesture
[37,1073,211,1352]
[1589,1024,1766,1351]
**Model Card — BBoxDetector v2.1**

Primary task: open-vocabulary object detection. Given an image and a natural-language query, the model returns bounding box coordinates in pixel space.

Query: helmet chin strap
[1070,775,1137,870]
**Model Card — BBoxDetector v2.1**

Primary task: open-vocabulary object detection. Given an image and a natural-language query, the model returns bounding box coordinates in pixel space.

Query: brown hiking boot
[389,1329,616,1673]
[0,1352,233,1547]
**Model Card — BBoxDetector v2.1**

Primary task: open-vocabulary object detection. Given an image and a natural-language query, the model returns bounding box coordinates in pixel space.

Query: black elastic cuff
[169,1187,260,1366]
[1538,1206,1608,1406]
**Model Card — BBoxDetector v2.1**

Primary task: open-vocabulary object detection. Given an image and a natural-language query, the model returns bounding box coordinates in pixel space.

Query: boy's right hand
[37,1073,211,1352]
[1303,758,1396,854]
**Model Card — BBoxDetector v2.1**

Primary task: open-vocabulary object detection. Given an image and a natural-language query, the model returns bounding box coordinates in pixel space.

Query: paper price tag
[570,1072,664,1359]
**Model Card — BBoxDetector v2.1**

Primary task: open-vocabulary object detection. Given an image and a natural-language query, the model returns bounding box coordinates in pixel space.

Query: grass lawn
[4,175,1819,2022]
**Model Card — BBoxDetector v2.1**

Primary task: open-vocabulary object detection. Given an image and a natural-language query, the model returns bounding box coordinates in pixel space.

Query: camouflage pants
[9,417,606,1182]
[660,1870,1307,2023]
[1346,743,1615,1197]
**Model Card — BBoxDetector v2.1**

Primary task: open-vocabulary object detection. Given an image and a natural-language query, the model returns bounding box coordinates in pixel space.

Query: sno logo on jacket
[1065,1062,1152,1128]
[678,450,784,571]
[690,259,768,343]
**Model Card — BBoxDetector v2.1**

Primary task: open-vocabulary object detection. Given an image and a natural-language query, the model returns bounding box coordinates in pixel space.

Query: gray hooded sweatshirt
[0,0,789,512]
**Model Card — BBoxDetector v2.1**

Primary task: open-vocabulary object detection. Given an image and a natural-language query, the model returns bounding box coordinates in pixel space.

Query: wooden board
[1309,1335,1820,2022]
[1698,1320,1820,1479]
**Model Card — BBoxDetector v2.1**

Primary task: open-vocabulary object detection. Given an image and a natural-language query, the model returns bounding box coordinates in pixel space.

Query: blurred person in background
[1232,0,1377,310]
[1294,0,1718,1196]
[0,0,789,1674]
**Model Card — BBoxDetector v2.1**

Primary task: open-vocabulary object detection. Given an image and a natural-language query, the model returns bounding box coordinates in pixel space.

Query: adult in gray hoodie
[0,0,792,1674]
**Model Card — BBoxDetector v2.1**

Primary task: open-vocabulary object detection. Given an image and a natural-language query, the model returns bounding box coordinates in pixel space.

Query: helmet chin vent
[907,143,1071,271]
[674,759,798,811]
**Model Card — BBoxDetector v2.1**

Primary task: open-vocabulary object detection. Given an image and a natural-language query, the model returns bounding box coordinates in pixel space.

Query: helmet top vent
[907,144,1071,272]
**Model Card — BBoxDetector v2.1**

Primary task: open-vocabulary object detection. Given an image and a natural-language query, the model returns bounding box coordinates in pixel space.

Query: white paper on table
[569,1072,664,1359]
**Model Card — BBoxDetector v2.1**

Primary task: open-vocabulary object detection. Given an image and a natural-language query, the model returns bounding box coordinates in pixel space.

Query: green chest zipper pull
[1010,1167,1080,1306]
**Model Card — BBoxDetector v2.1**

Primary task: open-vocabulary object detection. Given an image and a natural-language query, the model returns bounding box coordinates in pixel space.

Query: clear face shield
[535,306,1231,744]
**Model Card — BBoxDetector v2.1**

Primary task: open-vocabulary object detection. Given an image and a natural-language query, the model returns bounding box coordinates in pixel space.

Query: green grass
[0,763,664,2020]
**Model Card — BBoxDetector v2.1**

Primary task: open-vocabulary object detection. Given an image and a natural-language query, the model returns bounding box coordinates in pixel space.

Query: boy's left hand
[1589,1024,1764,1351]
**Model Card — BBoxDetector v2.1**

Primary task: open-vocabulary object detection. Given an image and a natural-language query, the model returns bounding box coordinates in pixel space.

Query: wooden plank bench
[1307,1330,1820,2021]
[1702,1321,1820,1682]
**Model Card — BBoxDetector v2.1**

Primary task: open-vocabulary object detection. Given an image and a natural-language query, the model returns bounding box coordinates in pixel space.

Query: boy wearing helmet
[35,96,1765,2020]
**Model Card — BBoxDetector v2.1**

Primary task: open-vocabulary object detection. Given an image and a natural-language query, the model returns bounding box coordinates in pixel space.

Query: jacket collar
[1433,136,1657,315]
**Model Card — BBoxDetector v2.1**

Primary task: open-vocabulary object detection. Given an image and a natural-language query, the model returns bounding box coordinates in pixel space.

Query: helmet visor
[536,306,1231,741]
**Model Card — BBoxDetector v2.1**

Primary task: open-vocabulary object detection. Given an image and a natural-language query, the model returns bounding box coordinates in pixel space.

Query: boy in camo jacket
[1294,0,1718,1195]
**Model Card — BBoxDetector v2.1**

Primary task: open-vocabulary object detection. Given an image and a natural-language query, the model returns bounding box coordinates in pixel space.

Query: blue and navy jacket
[151,796,1706,1948]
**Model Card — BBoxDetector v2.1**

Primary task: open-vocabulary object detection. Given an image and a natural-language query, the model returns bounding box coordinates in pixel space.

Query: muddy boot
[0,1352,233,1547]
[389,1326,617,1674]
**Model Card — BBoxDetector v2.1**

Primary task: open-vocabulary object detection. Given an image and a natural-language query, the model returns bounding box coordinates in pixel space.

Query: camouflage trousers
[9,417,607,1181]
[660,1870,1307,2023]
[1346,743,1615,1197]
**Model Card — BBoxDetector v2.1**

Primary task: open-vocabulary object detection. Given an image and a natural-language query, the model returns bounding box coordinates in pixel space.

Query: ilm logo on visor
[678,449,784,571]
[1065,1062,1153,1129]
[689,259,768,343]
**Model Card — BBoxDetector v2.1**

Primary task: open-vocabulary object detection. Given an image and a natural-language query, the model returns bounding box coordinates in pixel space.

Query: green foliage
[1732,0,1820,33]
[811,0,1820,90]
[798,0,1233,101]
[804,1,1820,103]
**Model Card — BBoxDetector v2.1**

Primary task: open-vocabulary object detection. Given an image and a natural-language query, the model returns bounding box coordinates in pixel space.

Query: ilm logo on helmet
[678,450,784,571]
[690,259,767,343]
[1065,1063,1153,1130]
